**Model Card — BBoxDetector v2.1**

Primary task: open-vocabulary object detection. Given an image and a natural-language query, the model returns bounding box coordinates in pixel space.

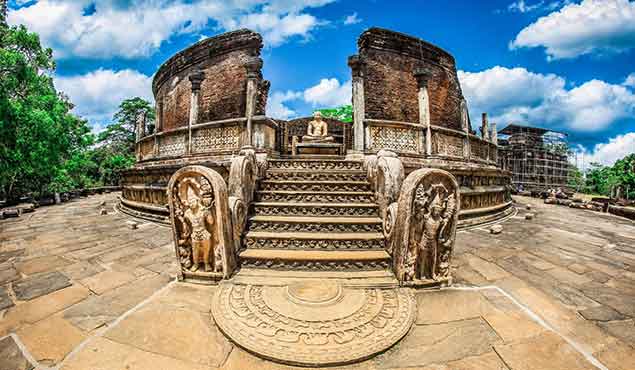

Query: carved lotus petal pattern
[211,284,416,366]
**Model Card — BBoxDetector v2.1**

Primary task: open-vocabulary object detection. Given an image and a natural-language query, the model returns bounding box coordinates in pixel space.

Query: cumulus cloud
[624,73,635,88]
[459,66,635,132]
[303,78,351,107]
[8,0,335,59]
[575,132,635,169]
[54,69,153,130]
[343,12,362,25]
[266,77,351,119]
[510,0,635,60]
[267,90,302,120]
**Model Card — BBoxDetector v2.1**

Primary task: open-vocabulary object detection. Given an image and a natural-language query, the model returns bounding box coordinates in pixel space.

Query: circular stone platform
[211,281,416,366]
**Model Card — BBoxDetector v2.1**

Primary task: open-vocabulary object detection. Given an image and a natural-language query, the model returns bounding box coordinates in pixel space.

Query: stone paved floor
[0,193,634,369]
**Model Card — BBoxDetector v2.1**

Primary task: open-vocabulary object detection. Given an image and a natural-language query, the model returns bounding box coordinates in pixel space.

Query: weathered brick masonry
[359,28,465,131]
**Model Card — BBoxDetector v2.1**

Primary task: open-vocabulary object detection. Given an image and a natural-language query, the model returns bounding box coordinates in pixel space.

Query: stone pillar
[154,100,163,156]
[460,98,470,159]
[348,55,365,152]
[414,68,431,156]
[244,57,262,148]
[188,70,205,154]
[135,112,146,142]
[490,122,498,145]
[481,113,489,141]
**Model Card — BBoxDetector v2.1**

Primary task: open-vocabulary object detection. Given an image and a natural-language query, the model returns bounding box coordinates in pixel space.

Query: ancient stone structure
[117,27,514,366]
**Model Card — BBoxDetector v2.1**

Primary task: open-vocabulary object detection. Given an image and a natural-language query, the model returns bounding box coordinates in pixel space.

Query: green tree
[93,97,154,185]
[0,24,92,201]
[315,105,352,123]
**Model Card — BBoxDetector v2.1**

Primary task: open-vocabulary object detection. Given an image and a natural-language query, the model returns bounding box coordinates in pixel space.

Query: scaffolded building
[498,124,571,192]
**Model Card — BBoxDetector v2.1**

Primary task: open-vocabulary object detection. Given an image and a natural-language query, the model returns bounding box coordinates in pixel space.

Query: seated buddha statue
[303,111,334,143]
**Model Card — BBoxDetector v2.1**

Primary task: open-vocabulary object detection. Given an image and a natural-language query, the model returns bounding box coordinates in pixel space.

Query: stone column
[348,55,365,152]
[414,68,431,156]
[460,98,470,159]
[135,112,146,142]
[490,122,498,145]
[188,71,205,155]
[244,57,262,148]
[481,113,490,141]
[154,101,163,157]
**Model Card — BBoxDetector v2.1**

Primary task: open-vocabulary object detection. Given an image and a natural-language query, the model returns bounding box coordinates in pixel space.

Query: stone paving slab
[0,336,33,370]
[0,286,14,310]
[12,271,72,301]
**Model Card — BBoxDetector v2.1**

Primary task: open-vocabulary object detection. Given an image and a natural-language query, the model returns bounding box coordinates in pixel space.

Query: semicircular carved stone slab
[211,282,416,367]
[167,165,237,284]
[391,168,460,286]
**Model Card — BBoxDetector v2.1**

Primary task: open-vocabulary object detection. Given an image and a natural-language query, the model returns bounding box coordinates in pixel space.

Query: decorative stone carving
[391,169,459,286]
[167,165,237,283]
[368,125,420,153]
[369,150,404,220]
[211,283,416,366]
[190,126,242,153]
[228,147,257,248]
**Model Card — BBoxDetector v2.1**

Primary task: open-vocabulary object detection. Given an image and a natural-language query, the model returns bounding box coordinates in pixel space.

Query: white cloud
[510,0,635,60]
[508,0,545,13]
[303,78,351,107]
[624,73,635,88]
[8,0,335,59]
[267,90,302,119]
[54,69,153,130]
[459,66,635,132]
[266,77,351,119]
[343,12,361,25]
[575,132,635,169]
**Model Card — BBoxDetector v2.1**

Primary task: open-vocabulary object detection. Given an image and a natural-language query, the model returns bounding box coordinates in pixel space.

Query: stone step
[238,249,391,271]
[265,170,368,182]
[252,202,380,217]
[230,268,399,288]
[267,159,364,171]
[248,215,384,233]
[244,231,385,250]
[255,190,375,204]
[259,180,371,192]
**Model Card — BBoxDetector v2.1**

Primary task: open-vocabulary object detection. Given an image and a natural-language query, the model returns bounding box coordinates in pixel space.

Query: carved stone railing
[363,118,498,165]
[227,147,257,249]
[136,116,278,162]
[167,165,237,284]
[390,169,460,287]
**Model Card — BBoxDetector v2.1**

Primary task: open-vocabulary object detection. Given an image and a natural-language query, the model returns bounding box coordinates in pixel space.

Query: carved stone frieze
[158,133,186,157]
[211,283,415,366]
[260,181,370,192]
[368,125,420,153]
[253,204,379,217]
[244,237,384,250]
[167,165,237,283]
[391,169,460,285]
[268,160,363,171]
[265,172,367,182]
[191,126,242,153]
[256,192,374,203]
[248,221,383,233]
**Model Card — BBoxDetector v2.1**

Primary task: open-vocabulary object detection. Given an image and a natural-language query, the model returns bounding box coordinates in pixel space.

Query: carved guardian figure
[391,169,459,286]
[167,165,237,284]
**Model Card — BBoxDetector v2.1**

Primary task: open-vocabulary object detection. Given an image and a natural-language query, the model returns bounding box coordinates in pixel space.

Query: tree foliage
[584,154,635,199]
[315,105,352,123]
[0,24,93,201]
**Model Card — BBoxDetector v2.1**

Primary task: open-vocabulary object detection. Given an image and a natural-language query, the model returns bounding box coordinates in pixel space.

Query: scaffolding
[498,124,572,192]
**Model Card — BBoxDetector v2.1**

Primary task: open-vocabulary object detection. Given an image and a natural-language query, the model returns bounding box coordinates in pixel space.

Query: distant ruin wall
[358,28,464,131]
[153,29,268,132]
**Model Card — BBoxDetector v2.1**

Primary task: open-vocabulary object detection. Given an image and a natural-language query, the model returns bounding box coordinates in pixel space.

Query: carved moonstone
[167,165,237,284]
[211,283,416,366]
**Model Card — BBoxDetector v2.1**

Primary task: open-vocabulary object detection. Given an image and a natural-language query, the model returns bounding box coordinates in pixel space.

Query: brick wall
[358,28,464,131]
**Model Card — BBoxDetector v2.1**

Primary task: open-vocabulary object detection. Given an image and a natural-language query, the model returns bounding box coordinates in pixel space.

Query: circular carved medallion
[211,283,416,366]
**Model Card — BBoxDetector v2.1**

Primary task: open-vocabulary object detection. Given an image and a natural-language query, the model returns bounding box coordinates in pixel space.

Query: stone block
[482,311,545,343]
[16,315,87,365]
[3,208,20,218]
[525,213,534,220]
[0,266,21,285]
[0,286,14,310]
[79,270,136,295]
[0,336,33,370]
[489,225,503,234]
[16,255,72,276]
[60,261,105,280]
[494,331,597,370]
[104,303,231,367]
[379,318,502,368]
[12,271,72,301]
[416,290,496,325]
[578,305,626,322]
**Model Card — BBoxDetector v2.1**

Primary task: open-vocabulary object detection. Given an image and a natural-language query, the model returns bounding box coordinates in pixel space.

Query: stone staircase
[238,158,394,277]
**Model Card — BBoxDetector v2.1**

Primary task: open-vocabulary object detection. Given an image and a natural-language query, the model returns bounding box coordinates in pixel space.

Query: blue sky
[7,0,635,168]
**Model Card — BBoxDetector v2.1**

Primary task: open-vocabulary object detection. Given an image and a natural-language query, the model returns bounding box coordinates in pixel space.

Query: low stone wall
[608,205,635,220]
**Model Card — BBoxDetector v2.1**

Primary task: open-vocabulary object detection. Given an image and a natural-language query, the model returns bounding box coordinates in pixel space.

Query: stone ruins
[116,27,513,365]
